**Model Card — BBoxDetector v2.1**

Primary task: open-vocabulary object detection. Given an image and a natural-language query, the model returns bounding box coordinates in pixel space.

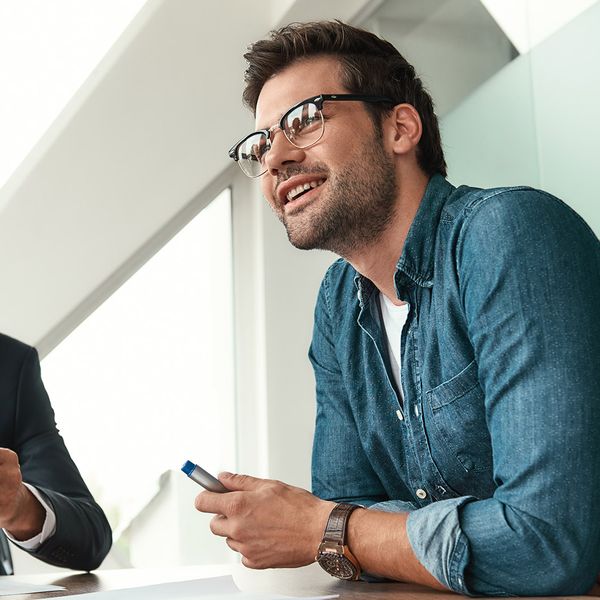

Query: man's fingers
[195,490,250,518]
[241,555,264,570]
[209,514,228,537]
[218,472,264,491]
[0,448,19,466]
[0,449,22,489]
[194,490,230,514]
[225,537,242,553]
[194,474,272,516]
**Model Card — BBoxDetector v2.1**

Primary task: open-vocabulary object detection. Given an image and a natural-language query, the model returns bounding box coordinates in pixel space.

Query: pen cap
[181,460,196,476]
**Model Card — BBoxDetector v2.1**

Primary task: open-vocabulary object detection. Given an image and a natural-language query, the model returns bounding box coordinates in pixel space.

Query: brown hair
[243,20,446,177]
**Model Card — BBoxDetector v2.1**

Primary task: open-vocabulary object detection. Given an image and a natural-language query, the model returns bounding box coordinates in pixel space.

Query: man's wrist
[316,503,364,580]
[3,484,46,541]
[313,500,337,560]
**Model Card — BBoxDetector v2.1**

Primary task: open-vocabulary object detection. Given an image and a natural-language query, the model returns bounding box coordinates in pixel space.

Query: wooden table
[0,562,594,600]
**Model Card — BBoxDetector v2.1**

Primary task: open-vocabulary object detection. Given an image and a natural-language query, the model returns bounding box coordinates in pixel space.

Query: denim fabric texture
[309,174,600,596]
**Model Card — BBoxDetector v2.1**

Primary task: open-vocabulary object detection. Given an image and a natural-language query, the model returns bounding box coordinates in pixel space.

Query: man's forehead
[255,56,345,127]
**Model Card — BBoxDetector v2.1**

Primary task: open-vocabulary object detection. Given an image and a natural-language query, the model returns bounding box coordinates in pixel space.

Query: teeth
[286,179,324,202]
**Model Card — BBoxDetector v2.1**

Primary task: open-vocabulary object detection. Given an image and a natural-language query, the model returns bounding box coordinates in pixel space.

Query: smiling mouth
[285,179,325,204]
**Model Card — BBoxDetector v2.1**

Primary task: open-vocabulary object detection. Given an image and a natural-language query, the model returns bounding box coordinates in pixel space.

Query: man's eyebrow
[256,95,320,129]
[254,112,278,131]
[255,109,283,132]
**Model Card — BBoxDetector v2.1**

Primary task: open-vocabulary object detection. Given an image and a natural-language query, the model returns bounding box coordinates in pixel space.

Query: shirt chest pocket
[425,360,493,482]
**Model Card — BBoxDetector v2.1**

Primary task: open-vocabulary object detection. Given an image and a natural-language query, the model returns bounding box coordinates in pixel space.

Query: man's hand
[0,448,45,540]
[194,472,335,569]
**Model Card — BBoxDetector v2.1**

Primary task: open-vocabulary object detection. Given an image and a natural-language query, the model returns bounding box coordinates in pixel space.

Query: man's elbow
[532,561,597,596]
[486,543,599,596]
[70,512,113,572]
[465,517,600,596]
[86,520,113,571]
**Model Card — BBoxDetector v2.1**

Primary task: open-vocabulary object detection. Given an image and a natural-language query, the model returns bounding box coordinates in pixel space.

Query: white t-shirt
[378,292,410,398]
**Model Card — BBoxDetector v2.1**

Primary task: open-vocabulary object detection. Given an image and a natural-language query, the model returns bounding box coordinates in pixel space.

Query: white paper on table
[0,577,65,596]
[56,575,338,600]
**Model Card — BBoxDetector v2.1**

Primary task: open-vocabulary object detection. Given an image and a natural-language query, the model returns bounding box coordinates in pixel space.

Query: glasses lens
[282,102,323,148]
[237,132,269,177]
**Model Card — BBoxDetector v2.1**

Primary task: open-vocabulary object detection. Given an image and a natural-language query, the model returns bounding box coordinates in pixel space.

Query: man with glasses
[195,21,600,596]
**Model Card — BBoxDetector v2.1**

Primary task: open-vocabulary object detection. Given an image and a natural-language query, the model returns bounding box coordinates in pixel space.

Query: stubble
[278,136,397,257]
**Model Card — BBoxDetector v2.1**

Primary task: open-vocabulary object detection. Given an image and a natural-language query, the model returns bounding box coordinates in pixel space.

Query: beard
[276,135,397,256]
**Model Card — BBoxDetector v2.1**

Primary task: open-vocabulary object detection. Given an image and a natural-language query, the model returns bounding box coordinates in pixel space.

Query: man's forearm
[348,508,446,590]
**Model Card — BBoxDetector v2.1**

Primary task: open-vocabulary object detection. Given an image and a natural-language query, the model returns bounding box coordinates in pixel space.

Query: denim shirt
[309,174,600,596]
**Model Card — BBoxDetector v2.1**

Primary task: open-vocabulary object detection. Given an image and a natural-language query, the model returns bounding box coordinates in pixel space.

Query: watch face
[317,553,359,580]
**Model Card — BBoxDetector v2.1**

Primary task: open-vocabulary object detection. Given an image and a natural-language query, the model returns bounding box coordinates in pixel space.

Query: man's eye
[252,141,269,161]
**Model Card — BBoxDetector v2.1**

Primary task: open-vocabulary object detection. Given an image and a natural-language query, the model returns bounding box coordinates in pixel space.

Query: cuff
[406,495,475,595]
[369,499,418,513]
[3,483,57,550]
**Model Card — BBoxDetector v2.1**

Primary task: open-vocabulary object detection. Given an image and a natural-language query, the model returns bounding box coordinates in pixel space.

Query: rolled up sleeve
[406,497,475,594]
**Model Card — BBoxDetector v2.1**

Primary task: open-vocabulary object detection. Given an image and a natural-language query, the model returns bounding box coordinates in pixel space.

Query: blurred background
[1,0,598,573]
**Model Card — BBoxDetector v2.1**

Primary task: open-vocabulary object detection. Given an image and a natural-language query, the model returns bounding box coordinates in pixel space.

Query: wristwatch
[315,503,362,580]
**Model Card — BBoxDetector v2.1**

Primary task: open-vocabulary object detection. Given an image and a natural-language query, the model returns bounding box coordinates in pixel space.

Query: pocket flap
[427,359,480,409]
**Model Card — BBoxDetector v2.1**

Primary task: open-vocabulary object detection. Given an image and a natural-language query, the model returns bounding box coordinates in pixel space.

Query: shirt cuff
[3,483,57,550]
[369,499,418,512]
[406,496,475,595]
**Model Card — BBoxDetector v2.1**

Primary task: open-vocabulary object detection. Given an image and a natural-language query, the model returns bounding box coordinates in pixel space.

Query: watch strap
[322,503,360,544]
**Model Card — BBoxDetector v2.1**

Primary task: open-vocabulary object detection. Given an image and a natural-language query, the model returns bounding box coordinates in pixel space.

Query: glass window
[41,189,236,566]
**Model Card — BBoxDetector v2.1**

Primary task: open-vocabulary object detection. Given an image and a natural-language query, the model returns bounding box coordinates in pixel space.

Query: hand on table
[0,448,45,540]
[194,472,335,569]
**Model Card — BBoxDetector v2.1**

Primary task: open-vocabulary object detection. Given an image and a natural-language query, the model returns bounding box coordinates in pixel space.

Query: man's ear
[385,104,422,156]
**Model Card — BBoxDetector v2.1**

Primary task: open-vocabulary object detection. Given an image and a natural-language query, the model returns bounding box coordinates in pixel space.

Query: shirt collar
[353,174,455,307]
[395,174,455,292]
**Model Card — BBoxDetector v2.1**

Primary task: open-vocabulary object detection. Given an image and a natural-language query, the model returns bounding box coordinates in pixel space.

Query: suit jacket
[0,333,111,573]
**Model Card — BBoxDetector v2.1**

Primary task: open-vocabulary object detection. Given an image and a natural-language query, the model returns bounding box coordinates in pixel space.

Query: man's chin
[285,226,324,251]
[287,233,318,251]
[283,217,339,252]
[287,231,339,254]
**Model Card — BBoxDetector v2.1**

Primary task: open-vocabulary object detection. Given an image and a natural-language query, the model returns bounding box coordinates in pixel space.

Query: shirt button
[416,488,427,499]
[396,409,404,421]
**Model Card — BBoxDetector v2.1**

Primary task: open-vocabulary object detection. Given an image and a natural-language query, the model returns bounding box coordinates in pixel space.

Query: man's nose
[264,129,306,175]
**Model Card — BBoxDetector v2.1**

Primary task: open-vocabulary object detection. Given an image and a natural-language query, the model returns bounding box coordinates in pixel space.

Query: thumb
[218,472,264,491]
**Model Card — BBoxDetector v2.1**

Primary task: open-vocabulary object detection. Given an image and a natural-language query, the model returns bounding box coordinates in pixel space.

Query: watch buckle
[317,541,344,556]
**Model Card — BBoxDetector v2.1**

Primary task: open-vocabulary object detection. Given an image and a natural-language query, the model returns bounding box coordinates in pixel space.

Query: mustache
[277,164,329,182]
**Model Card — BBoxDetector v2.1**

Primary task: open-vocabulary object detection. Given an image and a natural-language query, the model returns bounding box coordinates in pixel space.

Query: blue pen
[181,460,228,493]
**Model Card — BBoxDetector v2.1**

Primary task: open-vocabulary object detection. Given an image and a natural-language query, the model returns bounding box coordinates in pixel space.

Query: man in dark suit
[0,333,111,574]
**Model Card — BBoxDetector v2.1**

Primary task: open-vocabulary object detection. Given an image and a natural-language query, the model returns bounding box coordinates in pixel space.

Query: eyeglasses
[228,93,395,178]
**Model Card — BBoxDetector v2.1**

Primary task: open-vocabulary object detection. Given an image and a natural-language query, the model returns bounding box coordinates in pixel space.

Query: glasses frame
[228,93,395,177]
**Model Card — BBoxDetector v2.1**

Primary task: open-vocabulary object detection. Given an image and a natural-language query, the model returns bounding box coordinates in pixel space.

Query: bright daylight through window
[41,190,236,566]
